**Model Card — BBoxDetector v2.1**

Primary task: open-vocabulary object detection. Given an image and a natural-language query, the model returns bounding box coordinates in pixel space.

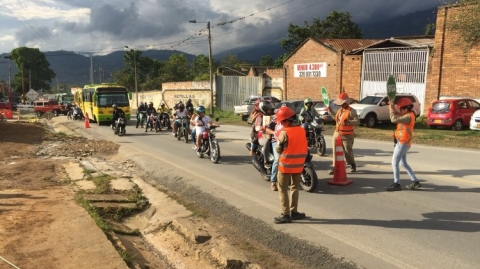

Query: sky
[0,0,452,57]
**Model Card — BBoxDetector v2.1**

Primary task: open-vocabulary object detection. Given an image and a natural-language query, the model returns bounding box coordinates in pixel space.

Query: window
[458,100,467,109]
[359,96,383,105]
[468,100,480,109]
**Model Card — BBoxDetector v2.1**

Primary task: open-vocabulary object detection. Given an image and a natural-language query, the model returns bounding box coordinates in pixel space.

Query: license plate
[434,120,442,123]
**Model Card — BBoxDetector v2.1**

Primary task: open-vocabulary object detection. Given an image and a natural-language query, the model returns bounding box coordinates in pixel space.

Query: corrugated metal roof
[218,67,248,76]
[391,35,435,47]
[316,38,382,52]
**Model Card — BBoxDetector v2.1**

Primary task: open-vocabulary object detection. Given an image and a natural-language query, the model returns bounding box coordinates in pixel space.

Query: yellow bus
[80,83,131,124]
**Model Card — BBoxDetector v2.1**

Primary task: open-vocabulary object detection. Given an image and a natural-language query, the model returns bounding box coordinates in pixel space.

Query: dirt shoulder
[0,121,128,269]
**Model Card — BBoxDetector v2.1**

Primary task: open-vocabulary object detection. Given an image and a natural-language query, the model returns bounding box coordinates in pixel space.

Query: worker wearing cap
[329,93,359,175]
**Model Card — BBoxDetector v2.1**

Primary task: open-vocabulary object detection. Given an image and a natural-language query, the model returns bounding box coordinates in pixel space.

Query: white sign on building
[293,62,327,78]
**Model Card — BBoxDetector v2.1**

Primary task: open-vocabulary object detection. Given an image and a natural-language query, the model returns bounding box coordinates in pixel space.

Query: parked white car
[469,109,480,130]
[350,93,421,128]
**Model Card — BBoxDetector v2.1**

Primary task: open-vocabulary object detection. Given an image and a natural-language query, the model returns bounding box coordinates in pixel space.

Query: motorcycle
[157,112,171,130]
[196,119,221,163]
[149,112,161,132]
[136,110,147,128]
[307,118,326,156]
[176,117,190,143]
[246,140,318,192]
[112,112,126,136]
[73,107,84,121]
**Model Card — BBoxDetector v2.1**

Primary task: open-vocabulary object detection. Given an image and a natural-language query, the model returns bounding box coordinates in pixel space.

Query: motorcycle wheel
[183,129,189,143]
[316,136,326,157]
[155,122,160,132]
[300,166,318,192]
[210,141,220,163]
[118,126,125,136]
[177,129,182,141]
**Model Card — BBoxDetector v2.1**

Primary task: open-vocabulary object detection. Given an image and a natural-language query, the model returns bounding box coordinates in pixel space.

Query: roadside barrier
[328,136,353,186]
[84,113,90,128]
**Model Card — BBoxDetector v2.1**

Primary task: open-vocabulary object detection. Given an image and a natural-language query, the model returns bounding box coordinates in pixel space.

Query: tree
[280,11,362,53]
[163,54,190,82]
[447,0,480,51]
[424,23,436,35]
[259,55,274,66]
[191,54,211,81]
[274,53,288,68]
[9,47,55,94]
[219,54,246,68]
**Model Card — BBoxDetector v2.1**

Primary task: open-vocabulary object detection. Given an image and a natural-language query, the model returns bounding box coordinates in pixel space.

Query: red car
[426,98,480,130]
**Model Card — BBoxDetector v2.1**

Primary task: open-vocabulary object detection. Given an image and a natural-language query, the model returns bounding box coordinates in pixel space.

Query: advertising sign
[294,62,327,78]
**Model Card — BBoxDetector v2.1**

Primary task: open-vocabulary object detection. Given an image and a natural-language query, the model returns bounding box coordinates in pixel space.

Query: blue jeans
[270,142,279,182]
[191,129,196,142]
[392,143,418,183]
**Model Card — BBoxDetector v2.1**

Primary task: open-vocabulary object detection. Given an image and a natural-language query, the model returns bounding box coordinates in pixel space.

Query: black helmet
[148,102,153,107]
[259,100,274,116]
[178,103,185,110]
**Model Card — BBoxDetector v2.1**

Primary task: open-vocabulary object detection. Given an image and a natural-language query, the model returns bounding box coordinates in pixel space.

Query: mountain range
[0,7,438,89]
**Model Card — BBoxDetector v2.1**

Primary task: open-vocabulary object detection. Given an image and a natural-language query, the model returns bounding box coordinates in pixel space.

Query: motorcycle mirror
[215,117,219,122]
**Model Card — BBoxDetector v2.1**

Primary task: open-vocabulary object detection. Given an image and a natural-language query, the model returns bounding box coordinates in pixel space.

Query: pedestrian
[328,93,359,175]
[387,98,420,191]
[274,106,308,224]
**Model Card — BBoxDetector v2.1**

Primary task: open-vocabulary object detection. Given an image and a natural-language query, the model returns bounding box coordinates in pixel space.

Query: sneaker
[274,214,292,224]
[350,163,357,173]
[270,182,278,191]
[291,211,306,220]
[387,183,402,191]
[406,181,422,190]
[328,169,334,175]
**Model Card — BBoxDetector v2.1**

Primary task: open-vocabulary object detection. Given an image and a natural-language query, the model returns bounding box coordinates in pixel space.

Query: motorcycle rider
[145,102,157,132]
[299,97,321,136]
[186,99,194,115]
[158,102,172,130]
[193,106,218,151]
[136,102,147,128]
[249,99,263,156]
[172,103,189,137]
[112,104,125,129]
[258,101,275,164]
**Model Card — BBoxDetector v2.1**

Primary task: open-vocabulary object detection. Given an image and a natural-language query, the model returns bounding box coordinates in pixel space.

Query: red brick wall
[426,5,480,112]
[284,40,339,101]
[341,54,363,100]
[265,68,283,78]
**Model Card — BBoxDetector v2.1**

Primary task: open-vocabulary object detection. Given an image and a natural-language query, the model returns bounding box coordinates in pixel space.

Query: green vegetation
[92,174,113,194]
[448,0,480,51]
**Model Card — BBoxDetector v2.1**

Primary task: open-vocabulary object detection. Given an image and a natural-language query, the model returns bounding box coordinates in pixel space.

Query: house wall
[263,69,284,100]
[341,54,363,101]
[426,5,480,112]
[284,40,339,101]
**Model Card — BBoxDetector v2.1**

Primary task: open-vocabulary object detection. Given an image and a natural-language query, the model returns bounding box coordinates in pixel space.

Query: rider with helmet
[249,99,272,157]
[158,102,172,130]
[258,101,275,164]
[299,97,321,135]
[112,103,125,128]
[186,99,194,115]
[136,102,147,128]
[192,106,217,151]
[172,102,190,137]
[145,102,157,132]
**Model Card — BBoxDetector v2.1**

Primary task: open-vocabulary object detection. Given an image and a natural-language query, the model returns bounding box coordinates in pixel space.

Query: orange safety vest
[395,112,415,146]
[279,126,308,174]
[335,107,354,136]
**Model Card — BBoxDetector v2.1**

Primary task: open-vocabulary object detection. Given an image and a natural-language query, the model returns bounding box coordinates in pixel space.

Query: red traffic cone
[328,136,353,186]
[84,113,90,128]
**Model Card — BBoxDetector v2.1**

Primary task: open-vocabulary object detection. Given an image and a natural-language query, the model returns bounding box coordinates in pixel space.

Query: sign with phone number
[294,62,327,78]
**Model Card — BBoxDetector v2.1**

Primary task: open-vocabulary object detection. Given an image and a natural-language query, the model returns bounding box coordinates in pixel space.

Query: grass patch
[75,193,112,232]
[92,174,113,194]
[83,168,96,177]
[118,249,137,262]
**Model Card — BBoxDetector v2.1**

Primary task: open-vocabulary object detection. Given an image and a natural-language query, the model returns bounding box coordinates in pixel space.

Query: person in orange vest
[387,98,420,191]
[274,106,308,224]
[328,93,359,175]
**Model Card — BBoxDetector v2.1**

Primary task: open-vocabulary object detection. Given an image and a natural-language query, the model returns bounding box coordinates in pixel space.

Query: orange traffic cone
[84,113,90,128]
[328,136,353,186]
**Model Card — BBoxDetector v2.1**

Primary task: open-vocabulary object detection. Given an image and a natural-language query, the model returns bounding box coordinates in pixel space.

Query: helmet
[178,100,183,104]
[148,102,153,106]
[112,104,117,108]
[276,106,296,122]
[259,101,274,116]
[196,106,206,113]
[254,99,261,111]
[178,103,185,110]
[304,97,313,109]
[161,103,165,106]
[397,98,413,108]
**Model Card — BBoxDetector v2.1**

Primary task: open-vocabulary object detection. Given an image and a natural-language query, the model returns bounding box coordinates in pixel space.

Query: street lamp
[124,46,139,108]
[189,19,214,117]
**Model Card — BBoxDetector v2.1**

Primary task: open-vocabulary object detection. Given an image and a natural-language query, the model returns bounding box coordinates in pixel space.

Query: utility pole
[4,56,12,106]
[98,64,102,83]
[90,55,94,84]
[21,69,25,104]
[29,69,31,91]
[207,21,214,117]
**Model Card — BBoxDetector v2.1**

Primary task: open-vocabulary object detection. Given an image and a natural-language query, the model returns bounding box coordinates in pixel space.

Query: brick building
[426,3,480,110]
[283,38,380,101]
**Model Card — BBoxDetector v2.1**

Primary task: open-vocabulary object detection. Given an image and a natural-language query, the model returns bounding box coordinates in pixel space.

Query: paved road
[66,119,480,269]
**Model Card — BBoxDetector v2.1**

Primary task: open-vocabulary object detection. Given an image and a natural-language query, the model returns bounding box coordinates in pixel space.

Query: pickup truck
[234,96,281,121]
[17,101,35,112]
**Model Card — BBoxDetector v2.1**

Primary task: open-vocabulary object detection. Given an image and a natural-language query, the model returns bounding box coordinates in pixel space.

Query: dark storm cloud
[15,25,52,46]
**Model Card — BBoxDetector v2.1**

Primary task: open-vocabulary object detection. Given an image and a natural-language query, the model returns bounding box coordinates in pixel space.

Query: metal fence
[361,47,429,114]
[216,76,262,111]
